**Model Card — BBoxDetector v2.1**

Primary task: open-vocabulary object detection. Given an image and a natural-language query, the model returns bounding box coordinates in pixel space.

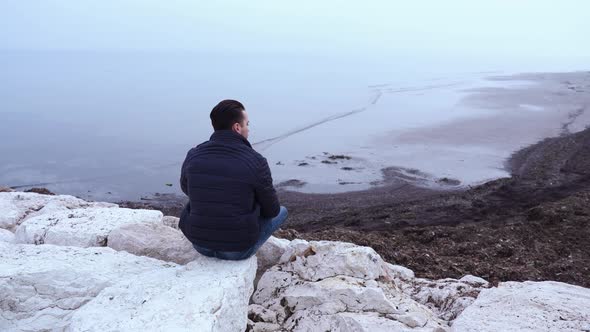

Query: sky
[1,0,589,56]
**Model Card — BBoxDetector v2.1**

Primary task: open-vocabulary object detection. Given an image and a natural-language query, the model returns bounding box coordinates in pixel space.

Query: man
[179,99,288,260]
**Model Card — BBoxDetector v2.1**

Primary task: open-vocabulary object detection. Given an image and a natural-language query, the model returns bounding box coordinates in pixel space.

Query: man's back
[179,129,280,252]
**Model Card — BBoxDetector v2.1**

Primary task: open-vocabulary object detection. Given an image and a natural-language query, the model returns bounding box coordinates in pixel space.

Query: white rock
[407,277,488,321]
[67,255,257,332]
[252,269,298,322]
[1,241,258,332]
[0,192,117,231]
[389,312,428,329]
[280,275,399,315]
[0,242,176,332]
[0,229,14,243]
[249,322,283,332]
[256,236,290,280]
[384,263,415,280]
[14,207,163,247]
[162,215,179,229]
[253,240,448,331]
[280,238,310,257]
[108,222,199,264]
[249,304,279,324]
[284,310,446,332]
[279,240,384,281]
[452,281,590,332]
[458,275,489,286]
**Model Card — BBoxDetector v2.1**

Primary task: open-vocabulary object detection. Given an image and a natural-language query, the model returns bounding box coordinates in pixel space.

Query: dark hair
[210,99,245,131]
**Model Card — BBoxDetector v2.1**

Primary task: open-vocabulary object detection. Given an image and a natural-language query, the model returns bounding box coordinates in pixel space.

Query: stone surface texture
[14,207,162,247]
[451,281,590,332]
[107,222,199,264]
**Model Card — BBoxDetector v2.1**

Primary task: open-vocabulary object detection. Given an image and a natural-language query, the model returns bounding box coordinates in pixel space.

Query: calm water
[0,50,588,200]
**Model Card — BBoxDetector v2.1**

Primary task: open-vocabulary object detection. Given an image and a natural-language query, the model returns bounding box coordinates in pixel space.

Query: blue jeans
[192,206,288,260]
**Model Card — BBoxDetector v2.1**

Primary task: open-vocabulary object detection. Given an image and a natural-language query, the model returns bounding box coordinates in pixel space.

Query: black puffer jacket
[178,130,280,251]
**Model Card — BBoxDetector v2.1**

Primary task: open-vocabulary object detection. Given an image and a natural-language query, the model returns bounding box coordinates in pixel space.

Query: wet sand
[268,71,590,193]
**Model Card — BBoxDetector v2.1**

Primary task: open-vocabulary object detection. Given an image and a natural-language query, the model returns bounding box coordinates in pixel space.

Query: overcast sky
[1,0,588,57]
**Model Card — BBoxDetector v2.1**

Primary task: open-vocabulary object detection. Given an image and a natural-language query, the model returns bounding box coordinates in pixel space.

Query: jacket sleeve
[254,158,281,218]
[180,152,190,196]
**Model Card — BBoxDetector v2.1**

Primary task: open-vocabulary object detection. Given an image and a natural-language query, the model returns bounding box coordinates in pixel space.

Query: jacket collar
[209,130,252,148]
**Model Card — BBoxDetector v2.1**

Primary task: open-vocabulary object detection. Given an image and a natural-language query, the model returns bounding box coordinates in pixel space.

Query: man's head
[210,99,249,139]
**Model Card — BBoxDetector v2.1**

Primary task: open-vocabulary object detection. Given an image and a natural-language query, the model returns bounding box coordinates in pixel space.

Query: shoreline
[4,71,589,200]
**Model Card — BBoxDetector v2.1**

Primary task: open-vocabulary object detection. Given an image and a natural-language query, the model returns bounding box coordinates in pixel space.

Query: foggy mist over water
[1,1,589,199]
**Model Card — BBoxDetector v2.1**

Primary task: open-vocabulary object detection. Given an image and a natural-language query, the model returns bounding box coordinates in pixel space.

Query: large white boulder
[68,255,257,332]
[0,241,258,332]
[0,192,117,231]
[0,229,14,243]
[107,222,199,264]
[278,240,384,281]
[452,281,590,332]
[14,207,163,247]
[250,239,450,331]
[0,242,176,332]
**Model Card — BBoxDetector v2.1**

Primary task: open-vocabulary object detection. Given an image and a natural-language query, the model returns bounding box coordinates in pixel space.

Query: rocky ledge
[1,192,589,331]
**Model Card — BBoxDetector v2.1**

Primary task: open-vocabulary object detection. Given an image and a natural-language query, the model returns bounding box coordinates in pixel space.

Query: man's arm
[180,152,190,196]
[254,158,280,218]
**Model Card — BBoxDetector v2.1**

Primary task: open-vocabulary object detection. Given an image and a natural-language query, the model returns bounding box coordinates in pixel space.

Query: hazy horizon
[2,1,589,57]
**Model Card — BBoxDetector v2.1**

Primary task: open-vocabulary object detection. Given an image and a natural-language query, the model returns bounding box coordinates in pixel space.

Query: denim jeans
[192,206,288,260]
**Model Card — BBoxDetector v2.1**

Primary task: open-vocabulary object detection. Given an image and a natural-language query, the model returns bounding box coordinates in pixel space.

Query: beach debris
[436,177,461,186]
[276,179,306,189]
[328,154,352,160]
[24,188,55,195]
[338,181,360,185]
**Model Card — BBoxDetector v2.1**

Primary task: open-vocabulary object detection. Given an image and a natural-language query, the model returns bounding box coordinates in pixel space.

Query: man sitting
[179,99,288,260]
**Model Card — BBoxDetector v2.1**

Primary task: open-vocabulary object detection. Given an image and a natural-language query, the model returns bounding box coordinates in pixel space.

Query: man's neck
[210,130,252,148]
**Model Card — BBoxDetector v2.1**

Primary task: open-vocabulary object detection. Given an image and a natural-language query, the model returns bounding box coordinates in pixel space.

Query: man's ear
[232,122,241,133]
